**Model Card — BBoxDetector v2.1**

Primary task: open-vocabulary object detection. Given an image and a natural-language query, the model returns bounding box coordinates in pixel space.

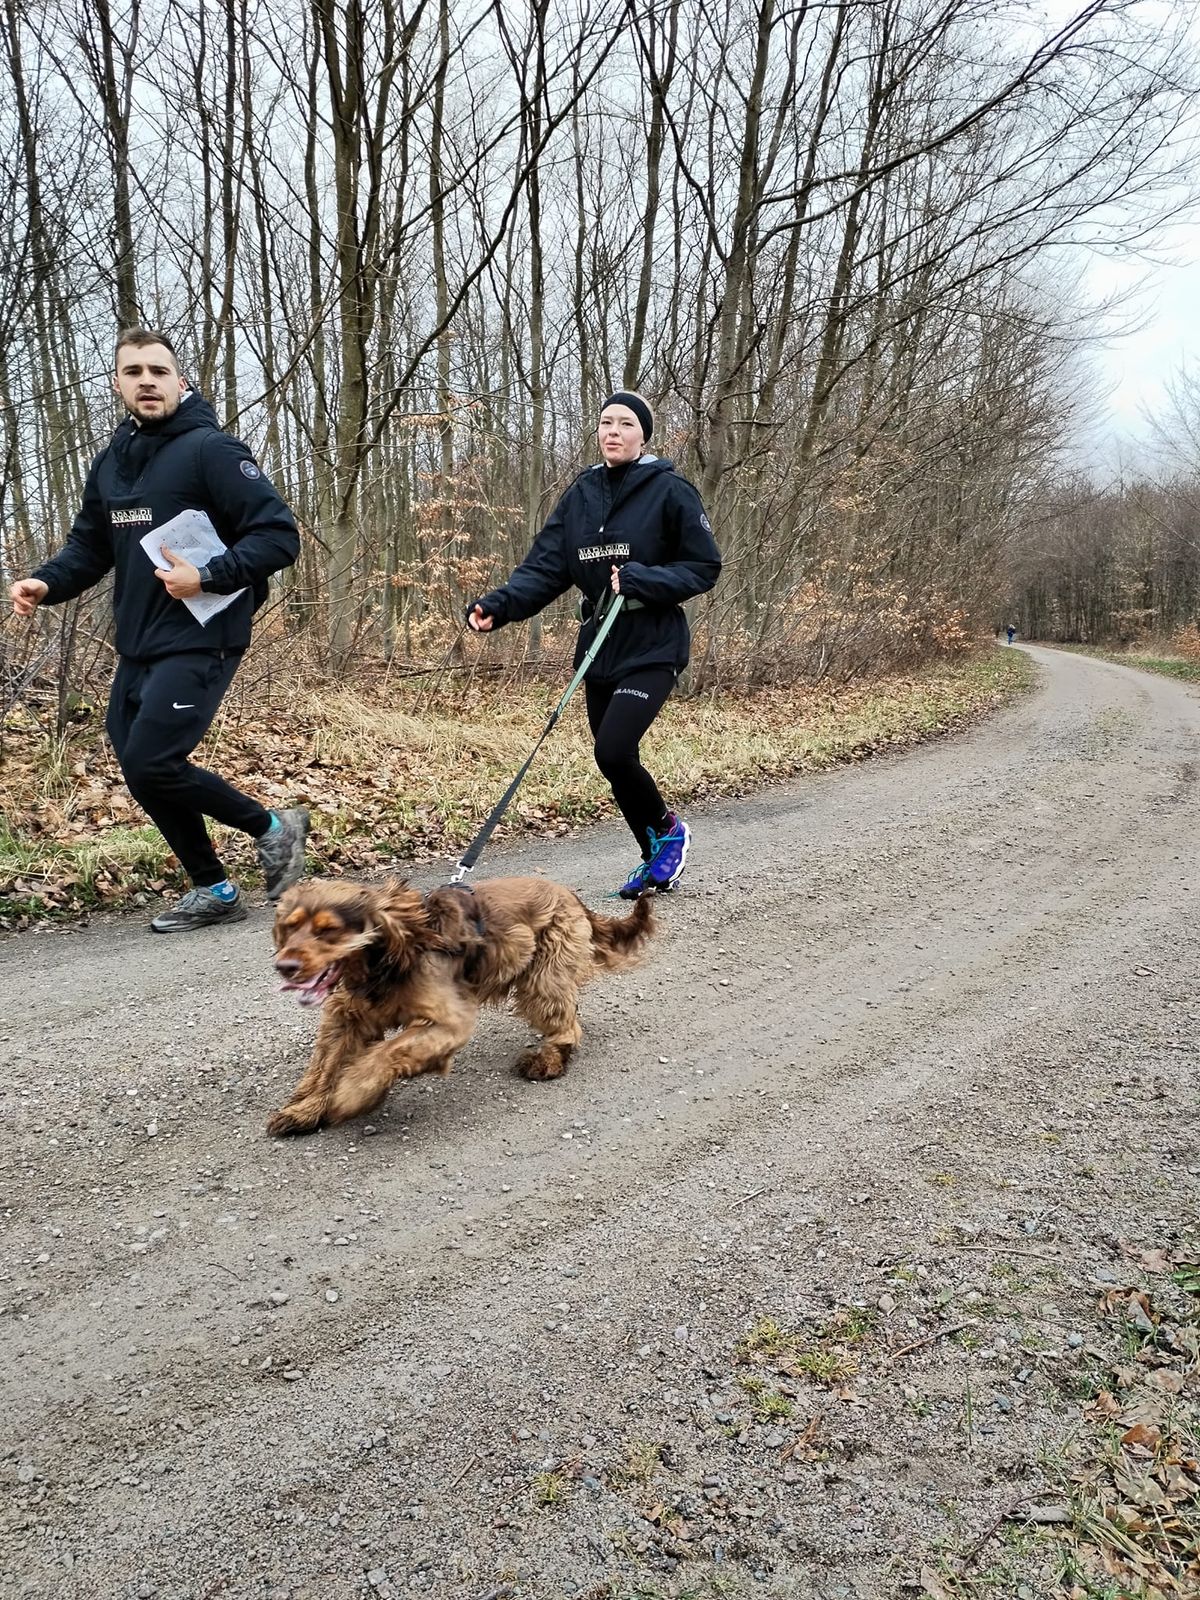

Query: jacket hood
[587,453,675,477]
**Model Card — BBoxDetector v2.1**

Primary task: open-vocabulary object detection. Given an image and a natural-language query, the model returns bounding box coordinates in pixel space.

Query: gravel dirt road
[3,644,1198,1600]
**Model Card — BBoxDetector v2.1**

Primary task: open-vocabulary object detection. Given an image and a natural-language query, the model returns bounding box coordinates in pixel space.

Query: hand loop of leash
[448,593,626,884]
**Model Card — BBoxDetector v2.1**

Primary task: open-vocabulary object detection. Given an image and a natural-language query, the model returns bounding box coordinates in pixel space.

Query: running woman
[467,390,721,896]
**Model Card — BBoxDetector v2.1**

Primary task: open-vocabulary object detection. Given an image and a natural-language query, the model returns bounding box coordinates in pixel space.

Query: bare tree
[1,0,1197,702]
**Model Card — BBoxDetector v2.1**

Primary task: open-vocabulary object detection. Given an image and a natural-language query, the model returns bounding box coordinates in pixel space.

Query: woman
[467,390,721,897]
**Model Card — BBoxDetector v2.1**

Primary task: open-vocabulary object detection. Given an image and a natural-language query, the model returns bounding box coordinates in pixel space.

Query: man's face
[113,343,186,423]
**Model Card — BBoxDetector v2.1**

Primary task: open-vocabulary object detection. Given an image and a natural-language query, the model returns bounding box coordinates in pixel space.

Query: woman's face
[597,405,644,464]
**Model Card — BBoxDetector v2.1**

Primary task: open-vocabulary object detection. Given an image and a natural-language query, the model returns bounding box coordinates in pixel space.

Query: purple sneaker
[618,859,653,899]
[646,813,690,891]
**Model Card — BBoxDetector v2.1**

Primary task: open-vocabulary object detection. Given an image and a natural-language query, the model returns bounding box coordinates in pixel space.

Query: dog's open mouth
[279,963,341,1007]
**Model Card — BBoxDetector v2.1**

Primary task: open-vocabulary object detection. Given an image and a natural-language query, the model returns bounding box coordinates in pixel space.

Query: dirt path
[3,644,1198,1600]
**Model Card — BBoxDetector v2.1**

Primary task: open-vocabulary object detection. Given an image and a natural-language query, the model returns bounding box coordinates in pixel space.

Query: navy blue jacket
[472,456,721,679]
[33,393,299,660]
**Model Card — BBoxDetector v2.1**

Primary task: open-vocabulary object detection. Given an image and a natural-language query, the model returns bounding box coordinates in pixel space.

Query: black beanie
[601,389,653,444]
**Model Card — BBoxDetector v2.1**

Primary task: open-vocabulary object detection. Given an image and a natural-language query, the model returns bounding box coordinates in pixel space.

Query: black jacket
[33,393,300,660]
[472,456,721,679]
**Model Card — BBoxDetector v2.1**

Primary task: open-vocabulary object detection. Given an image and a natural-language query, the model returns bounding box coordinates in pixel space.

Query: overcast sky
[1085,238,1200,458]
[1049,0,1200,468]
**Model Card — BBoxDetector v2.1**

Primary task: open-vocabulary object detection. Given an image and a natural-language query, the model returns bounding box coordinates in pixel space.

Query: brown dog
[266,875,655,1136]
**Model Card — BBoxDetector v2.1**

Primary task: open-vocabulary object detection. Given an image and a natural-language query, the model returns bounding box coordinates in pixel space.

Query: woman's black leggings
[585,667,676,858]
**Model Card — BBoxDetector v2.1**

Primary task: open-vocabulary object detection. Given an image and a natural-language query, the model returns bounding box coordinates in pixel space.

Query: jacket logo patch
[239,460,261,479]
[111,507,153,527]
[579,542,631,562]
[700,513,713,533]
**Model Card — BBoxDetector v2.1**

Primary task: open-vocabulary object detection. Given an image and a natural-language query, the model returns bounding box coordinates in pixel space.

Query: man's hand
[155,545,202,599]
[467,603,494,632]
[610,563,621,593]
[10,578,48,617]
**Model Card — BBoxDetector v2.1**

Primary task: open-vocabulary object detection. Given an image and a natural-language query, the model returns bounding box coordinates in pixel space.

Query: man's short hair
[114,326,180,369]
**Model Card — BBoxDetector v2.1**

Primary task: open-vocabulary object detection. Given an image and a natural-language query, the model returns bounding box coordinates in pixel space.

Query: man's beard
[131,394,180,423]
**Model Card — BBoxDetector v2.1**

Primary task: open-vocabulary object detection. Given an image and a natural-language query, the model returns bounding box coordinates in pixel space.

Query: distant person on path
[466,390,721,897]
[9,326,308,933]
[1006,623,1017,645]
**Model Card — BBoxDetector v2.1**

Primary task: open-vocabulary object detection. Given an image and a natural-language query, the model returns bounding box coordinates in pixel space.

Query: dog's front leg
[266,1003,382,1137]
[322,1002,478,1127]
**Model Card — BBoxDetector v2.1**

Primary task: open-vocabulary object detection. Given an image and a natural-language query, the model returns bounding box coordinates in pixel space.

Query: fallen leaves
[2,642,1035,926]
[928,1243,1200,1599]
[1066,1278,1200,1597]
[1086,1390,1122,1420]
[919,1567,957,1600]
[1119,1420,1164,1457]
[779,1415,823,1463]
[1100,1286,1158,1335]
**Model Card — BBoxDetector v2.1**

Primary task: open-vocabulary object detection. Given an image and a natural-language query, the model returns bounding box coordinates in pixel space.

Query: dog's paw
[266,1105,321,1137]
[516,1043,572,1081]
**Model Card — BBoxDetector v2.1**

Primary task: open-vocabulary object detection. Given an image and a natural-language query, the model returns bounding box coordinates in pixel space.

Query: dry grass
[300,643,1033,831]
[0,644,1034,925]
[1060,641,1200,685]
[736,1311,868,1389]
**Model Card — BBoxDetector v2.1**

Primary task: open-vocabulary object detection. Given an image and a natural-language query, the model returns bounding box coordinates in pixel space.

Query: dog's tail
[584,893,656,972]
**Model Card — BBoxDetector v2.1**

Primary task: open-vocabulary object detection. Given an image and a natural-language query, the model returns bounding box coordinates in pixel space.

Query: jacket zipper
[589,467,656,631]
[596,462,650,539]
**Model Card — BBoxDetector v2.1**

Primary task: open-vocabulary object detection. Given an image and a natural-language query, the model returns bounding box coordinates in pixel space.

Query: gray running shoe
[256,807,310,901]
[151,885,248,934]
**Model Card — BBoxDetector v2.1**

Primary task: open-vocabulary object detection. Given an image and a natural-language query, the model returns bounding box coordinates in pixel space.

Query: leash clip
[448,860,471,886]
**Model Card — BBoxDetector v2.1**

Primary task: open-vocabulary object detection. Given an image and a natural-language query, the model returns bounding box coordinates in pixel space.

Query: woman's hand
[610,564,621,594]
[467,603,494,632]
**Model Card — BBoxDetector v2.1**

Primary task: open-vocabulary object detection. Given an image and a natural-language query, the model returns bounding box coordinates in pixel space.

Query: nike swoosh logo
[173,701,196,710]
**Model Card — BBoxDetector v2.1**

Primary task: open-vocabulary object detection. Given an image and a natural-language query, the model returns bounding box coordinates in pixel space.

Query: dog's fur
[266,875,655,1136]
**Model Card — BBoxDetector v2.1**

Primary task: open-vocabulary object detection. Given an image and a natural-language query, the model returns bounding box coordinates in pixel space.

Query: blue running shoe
[647,812,690,891]
[618,859,653,899]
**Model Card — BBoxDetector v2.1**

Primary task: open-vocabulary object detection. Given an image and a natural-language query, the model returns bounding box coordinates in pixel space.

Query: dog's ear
[423,888,477,956]
[365,879,432,964]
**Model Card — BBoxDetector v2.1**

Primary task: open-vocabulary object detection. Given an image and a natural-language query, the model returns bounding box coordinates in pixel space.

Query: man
[9,326,309,932]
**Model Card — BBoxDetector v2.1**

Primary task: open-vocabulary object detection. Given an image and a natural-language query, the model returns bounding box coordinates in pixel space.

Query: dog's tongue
[279,966,338,1007]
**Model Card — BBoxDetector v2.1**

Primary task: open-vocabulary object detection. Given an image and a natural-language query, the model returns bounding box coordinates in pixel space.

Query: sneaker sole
[150,902,249,933]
